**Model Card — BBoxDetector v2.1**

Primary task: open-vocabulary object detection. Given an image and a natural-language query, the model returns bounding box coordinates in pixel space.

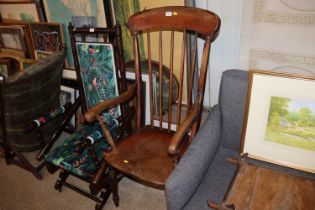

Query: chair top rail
[128,6,220,37]
[69,23,117,35]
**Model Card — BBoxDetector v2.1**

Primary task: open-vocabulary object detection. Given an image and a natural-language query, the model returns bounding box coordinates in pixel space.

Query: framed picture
[0,26,26,51]
[0,23,36,58]
[60,85,75,126]
[41,0,113,68]
[75,42,121,121]
[0,58,10,79]
[241,70,315,173]
[29,22,63,53]
[0,2,41,22]
[35,50,53,60]
[0,0,32,2]
[0,57,20,79]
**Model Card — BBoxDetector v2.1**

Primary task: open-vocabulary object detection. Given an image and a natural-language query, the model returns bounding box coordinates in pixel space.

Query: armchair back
[219,70,248,151]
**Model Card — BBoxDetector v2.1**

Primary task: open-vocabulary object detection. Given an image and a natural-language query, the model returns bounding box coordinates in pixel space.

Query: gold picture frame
[241,70,315,173]
[0,2,41,22]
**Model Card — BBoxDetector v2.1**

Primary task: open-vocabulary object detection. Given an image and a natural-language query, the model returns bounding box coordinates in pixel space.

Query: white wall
[196,0,244,106]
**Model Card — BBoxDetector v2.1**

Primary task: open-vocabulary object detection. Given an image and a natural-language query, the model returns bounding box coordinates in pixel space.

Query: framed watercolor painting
[41,0,113,68]
[0,26,26,52]
[75,42,121,121]
[29,22,63,53]
[241,70,315,173]
[0,2,41,22]
[0,22,35,58]
[0,27,24,50]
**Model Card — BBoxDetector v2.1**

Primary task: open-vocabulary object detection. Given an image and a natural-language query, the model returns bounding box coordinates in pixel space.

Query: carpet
[0,145,166,210]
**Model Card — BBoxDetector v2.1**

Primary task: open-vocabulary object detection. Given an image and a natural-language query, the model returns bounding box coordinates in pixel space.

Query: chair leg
[55,169,69,192]
[95,190,111,210]
[108,167,119,207]
[4,143,43,179]
[46,162,60,174]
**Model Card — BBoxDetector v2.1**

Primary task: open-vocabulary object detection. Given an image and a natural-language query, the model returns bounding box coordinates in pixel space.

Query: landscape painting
[265,96,315,152]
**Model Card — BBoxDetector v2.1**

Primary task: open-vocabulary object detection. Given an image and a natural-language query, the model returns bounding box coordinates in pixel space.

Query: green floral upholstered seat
[46,122,118,178]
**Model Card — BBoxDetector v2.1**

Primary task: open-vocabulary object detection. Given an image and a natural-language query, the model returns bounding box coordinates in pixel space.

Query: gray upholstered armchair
[165,69,248,210]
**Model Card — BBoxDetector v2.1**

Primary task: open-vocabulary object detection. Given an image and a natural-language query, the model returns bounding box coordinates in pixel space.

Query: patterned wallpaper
[239,0,315,75]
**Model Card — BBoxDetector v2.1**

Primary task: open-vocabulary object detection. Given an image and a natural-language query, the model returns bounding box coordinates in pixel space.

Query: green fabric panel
[76,43,121,125]
[45,122,119,178]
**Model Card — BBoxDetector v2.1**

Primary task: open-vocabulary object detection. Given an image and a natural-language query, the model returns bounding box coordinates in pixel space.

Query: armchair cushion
[165,105,222,210]
[219,70,248,151]
[183,148,238,210]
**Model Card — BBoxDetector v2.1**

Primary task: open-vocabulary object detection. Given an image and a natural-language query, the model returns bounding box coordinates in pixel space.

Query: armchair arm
[85,84,137,122]
[165,105,222,210]
[168,104,199,155]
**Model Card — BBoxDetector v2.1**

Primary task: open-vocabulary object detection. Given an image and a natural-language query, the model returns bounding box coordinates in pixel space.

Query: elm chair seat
[104,127,175,187]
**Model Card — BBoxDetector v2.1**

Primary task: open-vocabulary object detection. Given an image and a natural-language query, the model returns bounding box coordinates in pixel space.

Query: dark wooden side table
[208,160,315,210]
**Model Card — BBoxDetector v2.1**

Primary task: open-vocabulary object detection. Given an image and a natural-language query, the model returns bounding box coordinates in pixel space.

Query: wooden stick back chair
[85,6,221,206]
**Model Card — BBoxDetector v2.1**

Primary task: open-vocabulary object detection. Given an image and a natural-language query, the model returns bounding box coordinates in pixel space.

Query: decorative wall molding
[254,0,315,25]
[249,49,315,67]
[239,0,315,75]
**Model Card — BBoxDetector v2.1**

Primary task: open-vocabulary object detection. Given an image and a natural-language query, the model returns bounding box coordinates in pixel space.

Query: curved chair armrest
[168,104,199,155]
[85,84,137,122]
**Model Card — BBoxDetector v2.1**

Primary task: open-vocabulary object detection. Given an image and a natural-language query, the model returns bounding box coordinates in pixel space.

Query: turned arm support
[168,104,199,155]
[84,84,137,122]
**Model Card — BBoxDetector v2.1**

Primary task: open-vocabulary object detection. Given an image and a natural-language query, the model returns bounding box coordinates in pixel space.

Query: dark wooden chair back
[128,6,220,134]
[68,23,128,116]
